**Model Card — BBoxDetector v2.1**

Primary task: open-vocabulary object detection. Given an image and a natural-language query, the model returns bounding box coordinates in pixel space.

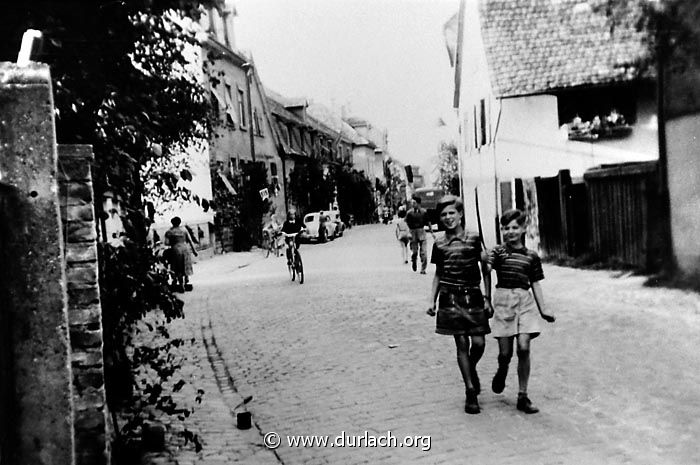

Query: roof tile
[479,0,648,97]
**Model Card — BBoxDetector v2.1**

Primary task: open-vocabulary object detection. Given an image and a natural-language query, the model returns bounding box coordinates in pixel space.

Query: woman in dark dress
[164,216,197,292]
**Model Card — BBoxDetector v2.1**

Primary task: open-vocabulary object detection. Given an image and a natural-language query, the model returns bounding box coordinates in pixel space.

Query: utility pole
[654,12,676,273]
[243,63,256,163]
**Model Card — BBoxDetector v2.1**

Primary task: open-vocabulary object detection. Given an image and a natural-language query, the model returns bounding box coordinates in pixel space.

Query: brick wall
[58,144,110,465]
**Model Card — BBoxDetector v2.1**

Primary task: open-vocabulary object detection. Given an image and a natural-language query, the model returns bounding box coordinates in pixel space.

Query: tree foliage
[598,0,700,116]
[434,141,460,196]
[287,160,335,215]
[336,164,377,225]
[596,0,700,69]
[1,0,216,457]
[2,1,213,212]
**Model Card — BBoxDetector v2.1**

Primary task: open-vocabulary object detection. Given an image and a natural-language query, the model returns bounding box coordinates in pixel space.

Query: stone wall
[0,62,75,465]
[58,144,110,465]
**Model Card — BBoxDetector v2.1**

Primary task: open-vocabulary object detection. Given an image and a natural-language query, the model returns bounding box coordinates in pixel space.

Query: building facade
[200,2,286,251]
[447,0,658,246]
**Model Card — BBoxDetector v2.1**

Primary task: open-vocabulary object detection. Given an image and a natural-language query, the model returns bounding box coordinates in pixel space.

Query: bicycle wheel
[288,251,295,281]
[295,252,304,284]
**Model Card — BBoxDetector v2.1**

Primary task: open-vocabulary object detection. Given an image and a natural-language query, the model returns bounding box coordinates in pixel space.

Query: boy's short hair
[411,195,421,204]
[436,195,464,215]
[500,209,526,227]
[397,207,406,218]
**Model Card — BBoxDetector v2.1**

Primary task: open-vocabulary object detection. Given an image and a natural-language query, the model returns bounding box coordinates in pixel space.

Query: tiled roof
[307,103,369,145]
[479,0,648,98]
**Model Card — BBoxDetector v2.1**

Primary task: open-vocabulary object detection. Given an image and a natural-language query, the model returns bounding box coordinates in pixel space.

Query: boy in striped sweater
[487,209,555,414]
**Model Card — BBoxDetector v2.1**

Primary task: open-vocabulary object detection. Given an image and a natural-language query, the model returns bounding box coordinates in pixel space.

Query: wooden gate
[532,170,588,260]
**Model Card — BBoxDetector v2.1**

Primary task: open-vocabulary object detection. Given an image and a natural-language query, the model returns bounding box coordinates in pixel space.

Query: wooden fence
[511,161,661,271]
[584,161,662,270]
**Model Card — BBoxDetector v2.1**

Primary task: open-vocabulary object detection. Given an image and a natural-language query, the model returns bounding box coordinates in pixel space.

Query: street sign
[259,188,269,200]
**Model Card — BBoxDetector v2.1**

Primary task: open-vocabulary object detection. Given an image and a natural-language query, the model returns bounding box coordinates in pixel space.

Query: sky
[232,0,459,183]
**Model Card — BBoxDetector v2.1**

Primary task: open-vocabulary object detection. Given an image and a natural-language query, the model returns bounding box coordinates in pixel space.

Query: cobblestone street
[157,224,700,465]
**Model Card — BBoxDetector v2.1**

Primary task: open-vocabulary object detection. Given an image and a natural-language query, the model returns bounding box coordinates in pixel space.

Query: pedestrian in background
[427,195,493,414]
[487,209,556,414]
[164,216,198,292]
[395,206,410,264]
[406,195,435,274]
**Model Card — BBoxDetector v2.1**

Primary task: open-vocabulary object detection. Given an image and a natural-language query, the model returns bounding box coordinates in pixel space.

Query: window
[557,85,638,141]
[253,108,263,136]
[479,99,487,147]
[557,85,637,127]
[237,87,247,129]
[210,90,221,119]
[473,99,488,149]
[224,83,236,126]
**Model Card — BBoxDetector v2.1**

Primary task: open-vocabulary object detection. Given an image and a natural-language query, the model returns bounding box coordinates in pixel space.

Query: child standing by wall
[487,209,556,414]
[395,206,410,264]
[427,195,493,414]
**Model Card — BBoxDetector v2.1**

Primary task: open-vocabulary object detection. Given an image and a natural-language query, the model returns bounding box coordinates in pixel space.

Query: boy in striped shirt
[487,209,555,414]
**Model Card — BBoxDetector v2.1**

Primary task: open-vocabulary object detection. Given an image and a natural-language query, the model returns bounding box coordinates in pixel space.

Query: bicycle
[282,232,304,284]
[262,228,282,258]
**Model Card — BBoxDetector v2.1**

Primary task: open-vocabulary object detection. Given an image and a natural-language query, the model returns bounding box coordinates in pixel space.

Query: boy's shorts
[491,288,541,338]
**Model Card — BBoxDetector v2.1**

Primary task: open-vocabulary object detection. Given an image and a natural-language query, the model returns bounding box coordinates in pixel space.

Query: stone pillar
[58,144,110,465]
[0,62,75,464]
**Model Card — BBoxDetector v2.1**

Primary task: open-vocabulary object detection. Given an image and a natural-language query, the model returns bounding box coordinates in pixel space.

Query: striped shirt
[431,231,483,287]
[487,244,544,290]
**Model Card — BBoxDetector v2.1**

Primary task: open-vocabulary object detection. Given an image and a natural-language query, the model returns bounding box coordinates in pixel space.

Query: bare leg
[492,336,514,393]
[455,335,480,413]
[469,335,485,394]
[516,333,531,395]
[516,333,539,413]
[454,335,474,390]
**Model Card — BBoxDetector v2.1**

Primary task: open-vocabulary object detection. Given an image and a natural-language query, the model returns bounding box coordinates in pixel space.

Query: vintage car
[301,211,337,242]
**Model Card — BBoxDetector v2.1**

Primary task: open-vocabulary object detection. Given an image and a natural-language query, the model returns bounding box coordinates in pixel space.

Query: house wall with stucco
[667,113,700,276]
[455,0,659,246]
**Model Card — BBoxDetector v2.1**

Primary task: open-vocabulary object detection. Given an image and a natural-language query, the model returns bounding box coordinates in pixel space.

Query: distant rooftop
[480,0,648,97]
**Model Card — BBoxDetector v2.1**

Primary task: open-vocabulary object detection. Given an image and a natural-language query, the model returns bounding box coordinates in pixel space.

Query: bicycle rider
[281,209,304,265]
[263,214,282,246]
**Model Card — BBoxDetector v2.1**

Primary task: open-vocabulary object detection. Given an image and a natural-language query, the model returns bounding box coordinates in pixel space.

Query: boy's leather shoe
[516,394,539,414]
[465,389,480,414]
[492,367,507,394]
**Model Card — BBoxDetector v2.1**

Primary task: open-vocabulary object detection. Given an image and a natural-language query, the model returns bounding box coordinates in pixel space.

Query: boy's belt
[439,281,480,291]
